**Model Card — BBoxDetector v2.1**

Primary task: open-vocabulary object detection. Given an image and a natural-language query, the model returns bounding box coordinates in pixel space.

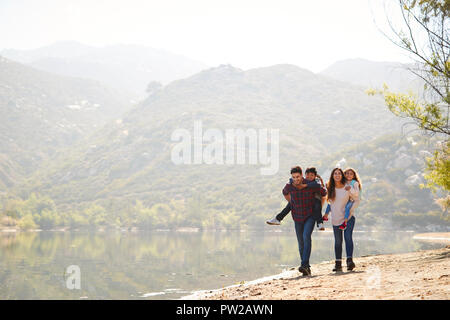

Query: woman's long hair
[344,167,362,192]
[326,167,345,202]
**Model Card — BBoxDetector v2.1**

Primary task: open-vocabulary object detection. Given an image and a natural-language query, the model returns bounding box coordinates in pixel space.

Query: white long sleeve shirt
[330,187,350,226]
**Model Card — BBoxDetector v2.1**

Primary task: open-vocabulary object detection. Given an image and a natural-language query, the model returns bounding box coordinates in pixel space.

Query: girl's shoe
[339,221,347,230]
[322,215,328,221]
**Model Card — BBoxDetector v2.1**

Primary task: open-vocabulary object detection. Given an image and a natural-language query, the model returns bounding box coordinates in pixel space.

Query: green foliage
[17,214,38,230]
[423,141,450,191]
[367,85,448,136]
[369,0,449,206]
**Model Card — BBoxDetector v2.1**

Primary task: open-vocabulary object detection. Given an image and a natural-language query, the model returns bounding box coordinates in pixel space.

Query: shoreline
[0,227,448,234]
[181,232,450,300]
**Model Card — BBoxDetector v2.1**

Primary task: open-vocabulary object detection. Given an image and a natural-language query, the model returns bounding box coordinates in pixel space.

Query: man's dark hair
[305,167,317,175]
[290,166,302,175]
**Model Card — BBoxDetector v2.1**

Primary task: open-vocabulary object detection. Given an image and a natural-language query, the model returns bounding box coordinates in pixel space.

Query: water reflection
[0,230,443,299]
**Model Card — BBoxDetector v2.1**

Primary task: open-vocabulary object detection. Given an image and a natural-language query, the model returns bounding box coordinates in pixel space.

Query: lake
[0,229,443,299]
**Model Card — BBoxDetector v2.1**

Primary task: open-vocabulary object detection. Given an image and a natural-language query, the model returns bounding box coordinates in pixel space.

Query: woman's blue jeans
[294,216,315,268]
[332,216,356,260]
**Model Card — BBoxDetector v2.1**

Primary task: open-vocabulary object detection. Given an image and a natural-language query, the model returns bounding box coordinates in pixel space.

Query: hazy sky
[0,0,412,72]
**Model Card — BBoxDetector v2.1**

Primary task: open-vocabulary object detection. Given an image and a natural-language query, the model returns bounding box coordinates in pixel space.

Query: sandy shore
[183,233,450,300]
[413,233,450,243]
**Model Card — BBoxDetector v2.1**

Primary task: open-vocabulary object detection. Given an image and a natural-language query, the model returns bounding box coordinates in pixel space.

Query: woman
[324,167,356,272]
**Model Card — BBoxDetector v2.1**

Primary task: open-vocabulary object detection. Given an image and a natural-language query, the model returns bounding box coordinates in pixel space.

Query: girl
[322,168,356,272]
[341,168,362,230]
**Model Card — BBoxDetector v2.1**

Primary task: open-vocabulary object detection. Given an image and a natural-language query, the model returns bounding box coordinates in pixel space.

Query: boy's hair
[290,166,302,175]
[305,167,317,175]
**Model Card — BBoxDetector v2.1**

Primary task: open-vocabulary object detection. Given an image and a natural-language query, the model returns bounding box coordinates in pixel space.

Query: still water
[0,229,443,299]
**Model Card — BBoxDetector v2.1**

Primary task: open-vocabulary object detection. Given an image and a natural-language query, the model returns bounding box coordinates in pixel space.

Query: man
[280,166,327,276]
[267,167,326,230]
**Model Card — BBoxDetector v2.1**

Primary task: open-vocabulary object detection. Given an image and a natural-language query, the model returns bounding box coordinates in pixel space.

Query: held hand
[345,186,351,191]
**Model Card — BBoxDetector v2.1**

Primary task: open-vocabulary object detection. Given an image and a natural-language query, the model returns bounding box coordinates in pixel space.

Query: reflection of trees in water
[0,231,442,299]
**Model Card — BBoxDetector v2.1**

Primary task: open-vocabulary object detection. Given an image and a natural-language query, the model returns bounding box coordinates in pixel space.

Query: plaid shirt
[282,179,327,222]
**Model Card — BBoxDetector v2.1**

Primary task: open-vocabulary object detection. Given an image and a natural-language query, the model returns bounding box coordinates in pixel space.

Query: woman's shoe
[298,266,311,276]
[332,260,342,272]
[346,258,356,271]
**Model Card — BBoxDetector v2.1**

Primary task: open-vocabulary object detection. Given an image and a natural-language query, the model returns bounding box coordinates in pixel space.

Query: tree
[368,0,449,208]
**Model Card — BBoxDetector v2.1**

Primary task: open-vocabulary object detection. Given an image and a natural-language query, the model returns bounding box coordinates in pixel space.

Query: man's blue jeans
[294,216,315,268]
[332,216,356,260]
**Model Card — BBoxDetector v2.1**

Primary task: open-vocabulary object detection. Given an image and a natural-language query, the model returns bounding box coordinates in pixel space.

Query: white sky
[0,0,413,72]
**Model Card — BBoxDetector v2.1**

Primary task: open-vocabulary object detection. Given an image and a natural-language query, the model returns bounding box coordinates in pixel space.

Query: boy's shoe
[346,258,356,271]
[298,266,311,276]
[339,221,347,230]
[317,223,325,231]
[332,261,343,272]
[266,217,281,225]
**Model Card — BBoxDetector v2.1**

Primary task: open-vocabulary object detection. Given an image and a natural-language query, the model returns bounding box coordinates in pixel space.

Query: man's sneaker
[317,223,325,231]
[266,217,281,225]
[339,221,347,230]
[298,266,311,276]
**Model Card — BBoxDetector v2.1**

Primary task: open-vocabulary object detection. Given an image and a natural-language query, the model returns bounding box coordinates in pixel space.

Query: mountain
[8,63,410,230]
[320,58,424,93]
[1,41,209,97]
[0,56,132,189]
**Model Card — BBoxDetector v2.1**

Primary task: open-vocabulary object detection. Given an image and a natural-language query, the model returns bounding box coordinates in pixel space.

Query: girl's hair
[326,168,345,201]
[344,167,362,191]
[290,166,302,175]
